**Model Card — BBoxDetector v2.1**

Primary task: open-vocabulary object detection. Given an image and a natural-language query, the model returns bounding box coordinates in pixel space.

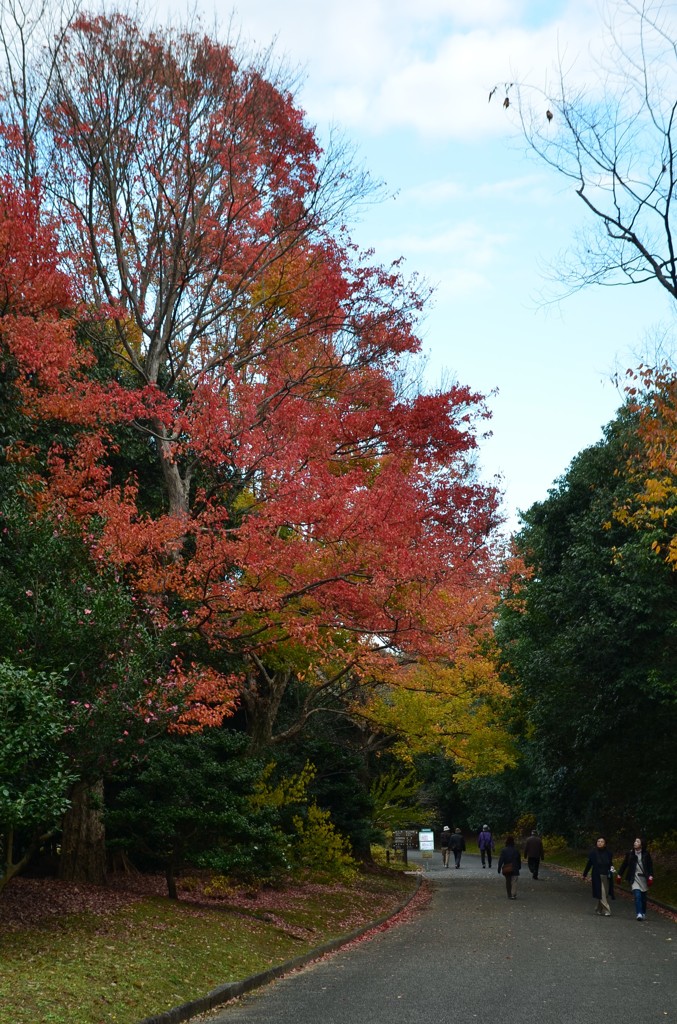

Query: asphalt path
[197,852,677,1024]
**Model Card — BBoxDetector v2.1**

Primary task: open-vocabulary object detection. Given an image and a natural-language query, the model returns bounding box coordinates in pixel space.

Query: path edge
[136,872,423,1024]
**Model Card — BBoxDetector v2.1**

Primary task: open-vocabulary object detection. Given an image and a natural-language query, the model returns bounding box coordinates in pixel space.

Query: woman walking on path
[497,835,521,900]
[583,837,616,916]
[618,837,654,921]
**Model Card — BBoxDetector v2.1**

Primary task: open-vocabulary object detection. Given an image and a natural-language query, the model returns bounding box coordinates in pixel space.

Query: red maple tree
[0,12,509,881]
[20,13,506,737]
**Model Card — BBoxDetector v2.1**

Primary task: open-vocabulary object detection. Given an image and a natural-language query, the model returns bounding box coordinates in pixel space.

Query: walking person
[440,826,453,868]
[450,827,466,869]
[617,837,654,921]
[497,834,521,899]
[523,830,545,879]
[583,836,616,916]
[478,824,495,868]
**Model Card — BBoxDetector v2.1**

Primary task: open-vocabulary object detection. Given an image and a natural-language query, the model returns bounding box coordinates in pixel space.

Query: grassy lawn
[0,872,418,1024]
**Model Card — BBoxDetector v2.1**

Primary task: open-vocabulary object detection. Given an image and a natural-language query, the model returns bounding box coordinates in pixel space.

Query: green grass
[0,873,417,1024]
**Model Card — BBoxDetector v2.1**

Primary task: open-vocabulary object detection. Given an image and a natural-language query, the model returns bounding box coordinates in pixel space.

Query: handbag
[501,862,513,876]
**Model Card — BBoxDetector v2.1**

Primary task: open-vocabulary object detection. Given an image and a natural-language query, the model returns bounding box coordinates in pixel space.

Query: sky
[162,0,675,532]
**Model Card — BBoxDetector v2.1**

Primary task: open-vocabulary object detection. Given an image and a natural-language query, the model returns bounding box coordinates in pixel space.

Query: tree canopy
[496,408,677,838]
[0,3,511,886]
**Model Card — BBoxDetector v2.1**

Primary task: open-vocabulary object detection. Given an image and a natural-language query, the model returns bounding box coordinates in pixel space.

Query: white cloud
[400,174,554,212]
[385,220,508,258]
[214,0,606,141]
[370,219,510,303]
[343,20,609,140]
[436,268,492,297]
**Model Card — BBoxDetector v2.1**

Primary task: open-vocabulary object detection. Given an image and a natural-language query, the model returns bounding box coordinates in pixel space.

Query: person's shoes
[482,865,486,869]
[456,865,460,869]
[510,895,517,899]
[637,914,643,920]
[603,912,611,917]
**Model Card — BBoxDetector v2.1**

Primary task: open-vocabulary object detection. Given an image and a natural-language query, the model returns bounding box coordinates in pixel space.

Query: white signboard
[418,829,435,851]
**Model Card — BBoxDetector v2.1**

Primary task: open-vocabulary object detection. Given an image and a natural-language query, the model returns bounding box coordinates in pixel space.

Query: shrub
[292,804,357,881]
[540,834,568,855]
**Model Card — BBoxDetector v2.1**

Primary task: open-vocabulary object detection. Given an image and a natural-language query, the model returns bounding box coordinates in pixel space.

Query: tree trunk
[58,779,107,884]
[166,855,178,899]
[241,664,292,752]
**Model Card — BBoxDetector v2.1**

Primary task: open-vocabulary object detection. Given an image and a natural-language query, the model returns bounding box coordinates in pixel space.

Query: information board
[418,829,435,851]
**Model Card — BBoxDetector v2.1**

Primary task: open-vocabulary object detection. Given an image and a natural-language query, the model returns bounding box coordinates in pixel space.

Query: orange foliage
[0,16,510,749]
[619,365,677,566]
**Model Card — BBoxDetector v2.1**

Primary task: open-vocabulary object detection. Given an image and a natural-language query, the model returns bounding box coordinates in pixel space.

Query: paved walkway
[195,852,677,1024]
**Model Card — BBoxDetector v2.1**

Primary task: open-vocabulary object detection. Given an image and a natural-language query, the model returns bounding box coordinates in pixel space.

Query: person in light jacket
[583,836,615,916]
[497,834,521,899]
[618,837,654,921]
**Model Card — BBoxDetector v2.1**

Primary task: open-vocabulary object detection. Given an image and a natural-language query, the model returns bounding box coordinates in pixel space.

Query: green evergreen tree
[497,409,677,839]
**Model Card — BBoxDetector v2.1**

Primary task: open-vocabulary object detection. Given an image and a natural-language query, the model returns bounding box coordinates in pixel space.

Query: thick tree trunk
[58,779,107,884]
[157,434,191,517]
[241,664,292,752]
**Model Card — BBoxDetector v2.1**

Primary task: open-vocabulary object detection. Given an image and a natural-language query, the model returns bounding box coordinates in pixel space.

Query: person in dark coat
[523,830,545,879]
[618,837,654,921]
[478,825,495,868]
[583,836,615,916]
[497,834,521,899]
[440,825,453,868]
[450,828,466,869]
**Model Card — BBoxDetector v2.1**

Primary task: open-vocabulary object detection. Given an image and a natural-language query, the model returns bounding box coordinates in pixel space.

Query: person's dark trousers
[454,851,462,868]
[481,850,492,868]
[528,856,540,879]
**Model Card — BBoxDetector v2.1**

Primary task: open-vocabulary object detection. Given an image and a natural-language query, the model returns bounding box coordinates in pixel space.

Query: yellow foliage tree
[616,366,677,567]
[359,654,517,780]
